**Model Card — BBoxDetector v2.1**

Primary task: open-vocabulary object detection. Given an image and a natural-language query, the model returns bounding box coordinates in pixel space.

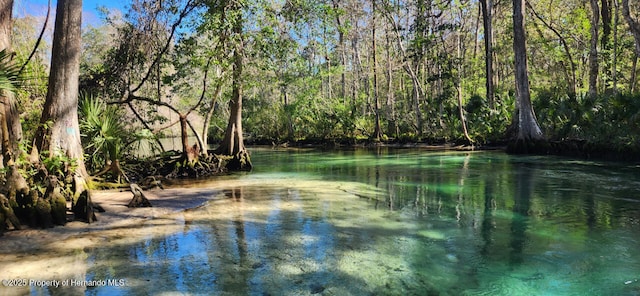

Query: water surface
[17,148,640,295]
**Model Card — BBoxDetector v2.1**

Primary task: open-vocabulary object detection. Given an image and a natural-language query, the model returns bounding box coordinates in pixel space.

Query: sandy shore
[0,187,221,254]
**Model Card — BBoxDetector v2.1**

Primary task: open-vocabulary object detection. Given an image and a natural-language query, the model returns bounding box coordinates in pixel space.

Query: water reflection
[4,149,640,295]
[509,162,533,265]
[481,162,496,257]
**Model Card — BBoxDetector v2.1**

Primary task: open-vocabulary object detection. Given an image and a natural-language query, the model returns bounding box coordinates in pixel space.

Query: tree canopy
[9,0,640,163]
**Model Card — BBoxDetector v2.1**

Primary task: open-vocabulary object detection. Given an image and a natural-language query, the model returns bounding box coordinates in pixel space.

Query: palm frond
[0,49,23,95]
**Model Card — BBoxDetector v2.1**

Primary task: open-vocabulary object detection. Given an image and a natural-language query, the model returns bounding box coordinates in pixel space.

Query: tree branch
[18,0,51,75]
[124,0,197,100]
[526,1,577,95]
[185,57,213,117]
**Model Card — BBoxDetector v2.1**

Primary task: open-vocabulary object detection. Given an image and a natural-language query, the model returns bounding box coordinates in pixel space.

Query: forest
[0,0,639,229]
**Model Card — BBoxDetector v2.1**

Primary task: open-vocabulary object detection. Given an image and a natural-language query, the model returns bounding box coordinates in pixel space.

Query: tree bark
[332,0,347,102]
[589,0,600,97]
[372,0,382,142]
[0,0,12,51]
[385,25,398,139]
[622,0,640,85]
[381,6,425,137]
[601,0,613,49]
[33,0,91,218]
[128,183,152,208]
[633,53,639,92]
[215,3,251,171]
[0,0,22,168]
[34,0,85,163]
[456,17,473,144]
[202,77,224,153]
[180,114,199,163]
[479,0,495,106]
[512,0,543,142]
[612,0,619,91]
[601,0,613,92]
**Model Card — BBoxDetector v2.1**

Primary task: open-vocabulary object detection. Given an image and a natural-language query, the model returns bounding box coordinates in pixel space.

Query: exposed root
[128,183,152,208]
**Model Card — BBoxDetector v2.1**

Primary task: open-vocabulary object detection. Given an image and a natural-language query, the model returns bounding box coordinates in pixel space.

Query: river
[9,148,640,295]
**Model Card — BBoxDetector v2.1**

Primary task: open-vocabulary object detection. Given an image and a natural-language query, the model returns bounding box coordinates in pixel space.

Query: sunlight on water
[4,148,640,295]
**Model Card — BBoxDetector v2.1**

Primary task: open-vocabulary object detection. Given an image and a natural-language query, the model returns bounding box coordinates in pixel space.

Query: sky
[14,0,128,27]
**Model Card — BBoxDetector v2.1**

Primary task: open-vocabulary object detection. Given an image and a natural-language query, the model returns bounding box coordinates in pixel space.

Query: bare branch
[18,0,51,75]
[125,0,197,99]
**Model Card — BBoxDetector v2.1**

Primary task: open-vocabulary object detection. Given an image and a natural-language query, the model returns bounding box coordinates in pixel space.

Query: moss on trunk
[72,190,96,223]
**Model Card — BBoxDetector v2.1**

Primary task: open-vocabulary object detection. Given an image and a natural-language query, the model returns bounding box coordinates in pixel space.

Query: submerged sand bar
[0,187,222,296]
[0,178,388,295]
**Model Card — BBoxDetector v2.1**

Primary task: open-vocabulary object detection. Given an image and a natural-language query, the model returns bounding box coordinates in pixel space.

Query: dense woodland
[0,0,639,230]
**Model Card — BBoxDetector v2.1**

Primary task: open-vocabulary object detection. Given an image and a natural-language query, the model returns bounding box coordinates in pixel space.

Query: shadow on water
[4,149,640,295]
[75,183,456,295]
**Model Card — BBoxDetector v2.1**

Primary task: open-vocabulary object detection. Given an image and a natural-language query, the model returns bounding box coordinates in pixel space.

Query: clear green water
[27,149,640,295]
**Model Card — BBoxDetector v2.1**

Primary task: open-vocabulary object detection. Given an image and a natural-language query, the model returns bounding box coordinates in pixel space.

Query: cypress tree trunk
[180,114,199,163]
[0,0,21,168]
[34,0,85,167]
[479,0,495,107]
[332,0,347,103]
[215,3,251,171]
[372,0,382,142]
[588,0,600,97]
[32,0,93,221]
[622,0,640,73]
[509,0,544,153]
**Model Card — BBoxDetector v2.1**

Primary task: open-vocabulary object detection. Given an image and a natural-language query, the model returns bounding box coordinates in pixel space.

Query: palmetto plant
[79,94,161,183]
[0,49,21,95]
[79,94,130,182]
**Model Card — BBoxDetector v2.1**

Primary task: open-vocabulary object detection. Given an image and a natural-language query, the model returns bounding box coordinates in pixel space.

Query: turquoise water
[24,148,640,295]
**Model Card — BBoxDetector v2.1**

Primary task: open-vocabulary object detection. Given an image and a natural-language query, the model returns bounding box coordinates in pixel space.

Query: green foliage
[0,49,23,96]
[534,91,640,148]
[57,0,640,151]
[40,150,78,180]
[79,94,125,167]
[465,94,513,143]
[79,94,159,171]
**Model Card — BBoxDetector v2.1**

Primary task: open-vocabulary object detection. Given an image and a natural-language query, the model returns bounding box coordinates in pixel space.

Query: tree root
[0,193,21,232]
[221,150,252,171]
[128,183,152,208]
[507,138,550,155]
[72,190,98,223]
[94,160,130,183]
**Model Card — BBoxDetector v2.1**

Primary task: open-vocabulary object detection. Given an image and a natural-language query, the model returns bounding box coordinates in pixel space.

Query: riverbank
[256,138,639,162]
[0,187,218,254]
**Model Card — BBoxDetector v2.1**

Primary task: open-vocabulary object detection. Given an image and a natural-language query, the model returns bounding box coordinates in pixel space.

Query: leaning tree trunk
[32,0,94,222]
[509,0,545,153]
[456,25,473,144]
[202,78,224,155]
[215,4,251,171]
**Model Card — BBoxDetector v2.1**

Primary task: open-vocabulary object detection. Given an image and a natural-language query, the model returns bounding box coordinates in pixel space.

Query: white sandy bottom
[0,178,440,295]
